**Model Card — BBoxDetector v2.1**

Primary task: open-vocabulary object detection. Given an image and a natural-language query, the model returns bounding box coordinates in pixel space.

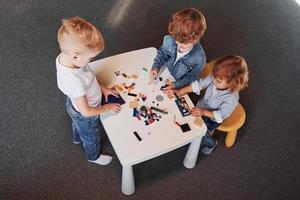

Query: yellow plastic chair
[200,62,246,147]
[216,103,246,147]
[200,62,213,79]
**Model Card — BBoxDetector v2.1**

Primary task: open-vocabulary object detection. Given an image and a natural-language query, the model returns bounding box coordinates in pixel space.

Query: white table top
[89,47,207,166]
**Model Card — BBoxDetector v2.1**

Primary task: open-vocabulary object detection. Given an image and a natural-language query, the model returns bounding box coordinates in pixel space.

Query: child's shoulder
[162,35,176,45]
[161,35,176,54]
[192,43,206,57]
[56,59,86,83]
[188,44,206,65]
[224,91,239,103]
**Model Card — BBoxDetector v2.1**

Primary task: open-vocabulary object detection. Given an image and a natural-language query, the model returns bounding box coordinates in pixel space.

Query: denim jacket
[152,35,206,88]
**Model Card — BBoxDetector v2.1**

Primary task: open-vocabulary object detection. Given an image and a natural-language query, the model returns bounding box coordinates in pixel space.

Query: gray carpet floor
[0,0,299,199]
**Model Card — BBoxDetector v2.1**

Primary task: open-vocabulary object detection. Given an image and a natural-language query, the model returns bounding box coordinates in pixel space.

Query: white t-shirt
[174,48,192,65]
[56,55,102,111]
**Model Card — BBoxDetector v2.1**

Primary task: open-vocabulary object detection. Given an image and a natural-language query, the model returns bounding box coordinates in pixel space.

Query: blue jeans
[66,97,101,161]
[201,116,221,148]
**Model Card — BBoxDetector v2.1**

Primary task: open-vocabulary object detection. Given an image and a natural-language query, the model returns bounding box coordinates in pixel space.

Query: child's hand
[164,79,175,89]
[150,68,159,81]
[191,108,204,117]
[162,80,176,97]
[102,103,121,113]
[163,88,179,99]
[162,79,175,92]
[164,89,175,99]
[101,86,119,102]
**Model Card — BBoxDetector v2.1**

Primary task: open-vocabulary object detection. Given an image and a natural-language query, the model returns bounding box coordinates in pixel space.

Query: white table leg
[121,165,135,195]
[183,137,202,169]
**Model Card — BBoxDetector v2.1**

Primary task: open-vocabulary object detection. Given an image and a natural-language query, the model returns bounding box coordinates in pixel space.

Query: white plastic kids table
[89,47,207,195]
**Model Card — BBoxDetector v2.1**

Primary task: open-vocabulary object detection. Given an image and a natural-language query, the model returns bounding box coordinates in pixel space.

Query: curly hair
[168,8,206,43]
[212,55,249,92]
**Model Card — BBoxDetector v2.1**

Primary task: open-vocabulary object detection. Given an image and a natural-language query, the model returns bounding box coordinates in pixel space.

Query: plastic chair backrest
[200,62,213,79]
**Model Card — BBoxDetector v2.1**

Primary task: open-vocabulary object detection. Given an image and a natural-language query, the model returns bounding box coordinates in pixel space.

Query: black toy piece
[160,84,168,90]
[128,93,137,97]
[150,106,168,114]
[133,131,142,141]
[101,93,126,105]
[180,123,191,132]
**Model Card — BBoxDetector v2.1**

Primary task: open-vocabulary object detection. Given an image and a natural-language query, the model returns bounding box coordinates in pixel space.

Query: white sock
[88,154,113,165]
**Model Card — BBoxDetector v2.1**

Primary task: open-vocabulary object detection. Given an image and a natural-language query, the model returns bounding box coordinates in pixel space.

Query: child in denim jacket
[150,8,207,89]
[56,17,121,165]
[166,55,249,155]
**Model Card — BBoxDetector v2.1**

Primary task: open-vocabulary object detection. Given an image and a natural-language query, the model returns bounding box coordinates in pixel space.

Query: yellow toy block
[129,100,139,108]
[193,117,203,128]
[132,74,138,79]
[115,85,124,91]
[138,93,145,97]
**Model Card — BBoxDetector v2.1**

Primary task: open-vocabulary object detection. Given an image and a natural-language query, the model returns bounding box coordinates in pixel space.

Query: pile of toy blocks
[133,106,162,126]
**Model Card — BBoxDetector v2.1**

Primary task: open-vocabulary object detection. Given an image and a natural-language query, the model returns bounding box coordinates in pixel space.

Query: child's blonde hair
[57,16,104,53]
[212,55,249,92]
[168,8,206,44]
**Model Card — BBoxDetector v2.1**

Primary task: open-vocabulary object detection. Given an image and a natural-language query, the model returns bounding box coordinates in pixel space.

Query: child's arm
[191,95,239,123]
[190,75,213,95]
[173,62,205,89]
[151,35,173,72]
[176,84,193,97]
[74,96,121,117]
[163,84,193,99]
[101,85,119,102]
[211,97,239,123]
[191,108,215,119]
[152,47,168,72]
